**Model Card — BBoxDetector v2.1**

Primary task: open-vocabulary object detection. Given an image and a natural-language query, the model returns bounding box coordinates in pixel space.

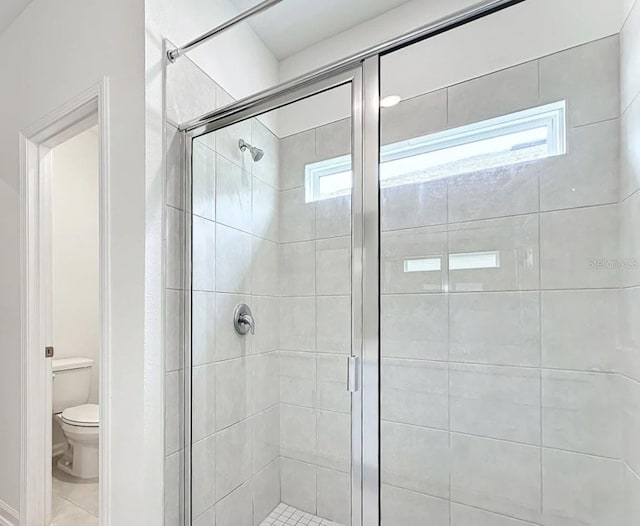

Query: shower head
[238,139,264,162]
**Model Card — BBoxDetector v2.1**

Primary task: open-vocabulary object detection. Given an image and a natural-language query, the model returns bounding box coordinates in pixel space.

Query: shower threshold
[260,503,344,526]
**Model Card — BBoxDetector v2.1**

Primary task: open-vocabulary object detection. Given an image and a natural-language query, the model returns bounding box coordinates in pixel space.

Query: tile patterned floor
[51,465,99,525]
[260,503,344,526]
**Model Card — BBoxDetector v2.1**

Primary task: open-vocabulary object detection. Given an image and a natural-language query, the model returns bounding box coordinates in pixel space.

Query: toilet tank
[52,357,94,413]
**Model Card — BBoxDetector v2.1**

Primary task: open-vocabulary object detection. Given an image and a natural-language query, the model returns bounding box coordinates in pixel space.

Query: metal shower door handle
[234,304,255,335]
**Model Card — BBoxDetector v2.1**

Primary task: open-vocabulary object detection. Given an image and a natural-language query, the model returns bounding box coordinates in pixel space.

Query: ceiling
[0,0,31,35]
[230,0,413,59]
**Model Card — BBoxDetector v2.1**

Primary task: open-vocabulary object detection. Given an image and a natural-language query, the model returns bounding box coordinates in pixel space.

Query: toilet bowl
[57,403,99,479]
[52,357,99,480]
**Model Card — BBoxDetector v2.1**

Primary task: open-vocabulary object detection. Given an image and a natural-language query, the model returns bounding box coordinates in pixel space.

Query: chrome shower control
[234,304,255,335]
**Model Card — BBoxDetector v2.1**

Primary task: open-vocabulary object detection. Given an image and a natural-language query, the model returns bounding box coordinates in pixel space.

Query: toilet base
[57,440,98,480]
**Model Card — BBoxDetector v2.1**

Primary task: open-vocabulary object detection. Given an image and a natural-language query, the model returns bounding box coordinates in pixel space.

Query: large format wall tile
[215,223,251,293]
[317,468,350,525]
[381,294,448,360]
[252,178,279,243]
[450,434,541,523]
[450,363,541,444]
[315,118,351,160]
[251,119,280,189]
[539,118,619,211]
[280,129,316,191]
[448,61,539,127]
[619,189,640,288]
[216,480,253,526]
[315,194,351,239]
[540,205,619,290]
[620,94,640,200]
[316,410,350,473]
[192,363,216,443]
[541,289,618,371]
[622,376,640,475]
[280,404,316,464]
[540,36,620,127]
[192,140,216,221]
[448,163,539,223]
[280,351,316,408]
[280,241,315,296]
[542,370,621,458]
[216,154,252,232]
[192,290,215,366]
[166,125,185,210]
[621,0,640,112]
[449,291,540,366]
[165,289,185,372]
[216,419,253,500]
[381,180,447,231]
[280,187,315,243]
[448,215,539,292]
[381,421,449,498]
[254,461,281,524]
[317,353,349,413]
[279,297,316,351]
[216,357,253,430]
[381,484,449,526]
[381,358,448,429]
[624,466,640,526]
[316,236,351,296]
[252,237,280,297]
[451,503,541,526]
[192,434,216,518]
[316,295,351,354]
[380,89,447,146]
[542,449,623,526]
[381,226,447,294]
[280,458,316,514]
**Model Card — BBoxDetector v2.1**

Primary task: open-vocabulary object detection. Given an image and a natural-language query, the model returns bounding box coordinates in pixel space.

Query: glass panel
[379,24,622,526]
[189,84,354,526]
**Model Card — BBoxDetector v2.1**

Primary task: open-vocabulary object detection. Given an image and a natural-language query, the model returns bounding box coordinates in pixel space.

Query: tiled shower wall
[377,35,624,525]
[278,116,353,525]
[619,0,640,523]
[164,54,282,526]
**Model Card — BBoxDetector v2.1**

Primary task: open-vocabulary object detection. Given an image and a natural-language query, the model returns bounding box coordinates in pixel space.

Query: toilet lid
[61,404,99,427]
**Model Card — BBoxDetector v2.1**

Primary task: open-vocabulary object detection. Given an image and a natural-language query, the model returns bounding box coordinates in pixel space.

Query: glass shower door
[187,81,358,526]
[378,26,622,526]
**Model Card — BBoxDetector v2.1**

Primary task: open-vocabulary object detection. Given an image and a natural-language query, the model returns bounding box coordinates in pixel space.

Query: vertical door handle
[347,356,359,392]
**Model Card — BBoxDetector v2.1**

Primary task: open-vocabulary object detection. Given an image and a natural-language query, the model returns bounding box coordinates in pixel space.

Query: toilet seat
[61,403,99,428]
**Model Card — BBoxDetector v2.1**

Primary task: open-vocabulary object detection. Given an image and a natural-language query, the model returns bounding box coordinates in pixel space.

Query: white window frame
[305,100,566,203]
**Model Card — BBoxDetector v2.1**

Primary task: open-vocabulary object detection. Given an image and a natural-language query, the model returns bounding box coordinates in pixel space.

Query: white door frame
[19,79,111,526]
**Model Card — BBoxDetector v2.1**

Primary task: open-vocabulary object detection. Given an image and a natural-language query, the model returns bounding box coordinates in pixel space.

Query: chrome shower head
[238,139,264,162]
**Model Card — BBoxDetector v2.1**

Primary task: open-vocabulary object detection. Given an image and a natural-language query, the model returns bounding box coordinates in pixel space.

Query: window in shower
[305,100,566,202]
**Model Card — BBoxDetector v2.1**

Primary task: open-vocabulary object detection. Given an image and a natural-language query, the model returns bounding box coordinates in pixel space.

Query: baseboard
[0,500,19,526]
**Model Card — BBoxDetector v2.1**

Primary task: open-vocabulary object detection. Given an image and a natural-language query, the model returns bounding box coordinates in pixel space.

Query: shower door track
[176,2,526,525]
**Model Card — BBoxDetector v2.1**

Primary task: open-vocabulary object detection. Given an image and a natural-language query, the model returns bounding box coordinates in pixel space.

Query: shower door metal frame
[176,2,528,525]
[181,66,371,526]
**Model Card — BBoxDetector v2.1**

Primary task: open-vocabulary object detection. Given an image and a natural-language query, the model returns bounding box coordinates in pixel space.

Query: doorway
[20,83,110,526]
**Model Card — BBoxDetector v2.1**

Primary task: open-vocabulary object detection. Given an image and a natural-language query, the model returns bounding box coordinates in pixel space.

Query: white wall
[51,128,100,404]
[277,0,627,137]
[0,0,150,523]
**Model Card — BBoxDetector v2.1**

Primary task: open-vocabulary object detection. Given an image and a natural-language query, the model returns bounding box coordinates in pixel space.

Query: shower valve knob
[234,304,255,335]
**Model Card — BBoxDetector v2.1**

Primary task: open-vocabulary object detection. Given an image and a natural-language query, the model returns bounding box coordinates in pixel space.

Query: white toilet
[52,357,99,480]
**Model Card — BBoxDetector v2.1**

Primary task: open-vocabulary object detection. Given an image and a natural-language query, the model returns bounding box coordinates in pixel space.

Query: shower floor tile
[260,503,344,526]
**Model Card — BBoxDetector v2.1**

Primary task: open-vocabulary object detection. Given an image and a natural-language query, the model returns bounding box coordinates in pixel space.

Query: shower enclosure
[167,1,639,525]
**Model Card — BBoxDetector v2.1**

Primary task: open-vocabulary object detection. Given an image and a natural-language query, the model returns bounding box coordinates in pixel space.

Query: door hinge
[347,356,359,393]
[45,346,54,358]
